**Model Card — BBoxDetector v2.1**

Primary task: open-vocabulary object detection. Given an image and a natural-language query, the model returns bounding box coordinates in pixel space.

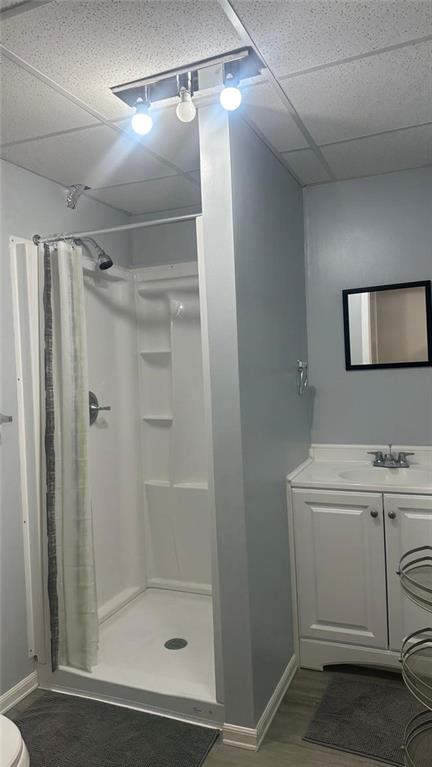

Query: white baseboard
[223,653,297,751]
[222,723,258,751]
[0,671,38,714]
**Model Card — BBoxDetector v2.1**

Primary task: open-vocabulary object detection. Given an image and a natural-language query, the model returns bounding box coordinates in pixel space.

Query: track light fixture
[176,72,196,123]
[131,87,153,135]
[111,48,262,130]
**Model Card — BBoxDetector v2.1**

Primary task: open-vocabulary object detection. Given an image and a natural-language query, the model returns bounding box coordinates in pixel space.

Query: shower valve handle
[90,404,111,412]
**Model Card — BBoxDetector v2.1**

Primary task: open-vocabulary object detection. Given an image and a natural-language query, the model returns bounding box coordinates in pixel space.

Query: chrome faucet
[368,445,414,468]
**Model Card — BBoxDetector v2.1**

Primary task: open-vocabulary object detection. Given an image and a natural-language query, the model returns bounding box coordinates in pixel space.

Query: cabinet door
[293,489,387,648]
[385,494,432,651]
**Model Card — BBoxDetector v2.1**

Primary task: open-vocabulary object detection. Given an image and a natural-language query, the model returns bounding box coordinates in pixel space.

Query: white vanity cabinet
[291,485,432,670]
[292,489,388,649]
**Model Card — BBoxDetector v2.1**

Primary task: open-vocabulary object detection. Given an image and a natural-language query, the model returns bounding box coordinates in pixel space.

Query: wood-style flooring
[204,669,388,767]
[7,669,388,766]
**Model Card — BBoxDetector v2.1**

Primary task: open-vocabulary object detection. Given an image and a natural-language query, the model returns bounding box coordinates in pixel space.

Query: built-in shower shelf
[142,415,173,423]
[144,480,171,488]
[140,349,171,357]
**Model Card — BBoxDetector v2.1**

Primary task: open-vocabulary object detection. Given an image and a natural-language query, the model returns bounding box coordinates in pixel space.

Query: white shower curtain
[42,240,98,672]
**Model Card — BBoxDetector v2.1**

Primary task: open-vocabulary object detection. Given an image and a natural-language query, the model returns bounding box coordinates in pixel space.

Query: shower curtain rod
[33,213,201,246]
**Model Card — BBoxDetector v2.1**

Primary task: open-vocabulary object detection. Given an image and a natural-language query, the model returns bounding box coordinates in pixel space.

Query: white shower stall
[82,247,215,703]
[12,216,223,725]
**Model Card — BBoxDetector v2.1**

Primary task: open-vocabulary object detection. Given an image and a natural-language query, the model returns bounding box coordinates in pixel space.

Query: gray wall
[199,108,310,727]
[0,159,129,694]
[304,167,432,445]
[130,209,200,268]
[230,115,310,722]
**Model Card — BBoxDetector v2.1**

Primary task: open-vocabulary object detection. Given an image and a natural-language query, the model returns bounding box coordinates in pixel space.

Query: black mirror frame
[342,280,432,371]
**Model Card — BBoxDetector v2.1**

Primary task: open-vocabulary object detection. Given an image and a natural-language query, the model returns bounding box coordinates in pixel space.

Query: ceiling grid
[1,0,431,213]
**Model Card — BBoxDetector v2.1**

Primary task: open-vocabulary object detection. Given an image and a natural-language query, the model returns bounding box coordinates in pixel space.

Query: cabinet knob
[388,511,396,520]
[370,510,379,518]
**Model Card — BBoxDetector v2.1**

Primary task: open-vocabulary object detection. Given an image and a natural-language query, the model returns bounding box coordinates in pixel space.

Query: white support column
[197,105,255,728]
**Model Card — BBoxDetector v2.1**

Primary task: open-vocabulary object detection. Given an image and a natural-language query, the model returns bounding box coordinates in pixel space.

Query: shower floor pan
[38,589,221,727]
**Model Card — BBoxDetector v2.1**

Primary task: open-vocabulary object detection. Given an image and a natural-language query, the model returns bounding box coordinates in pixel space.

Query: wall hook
[296,360,309,396]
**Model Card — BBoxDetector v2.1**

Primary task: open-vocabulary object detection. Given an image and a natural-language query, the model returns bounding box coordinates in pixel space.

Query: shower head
[97,252,114,270]
[73,237,114,270]
[66,184,90,209]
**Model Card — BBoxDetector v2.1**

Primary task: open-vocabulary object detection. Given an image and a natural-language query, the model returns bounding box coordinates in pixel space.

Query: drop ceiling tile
[281,149,331,185]
[1,0,241,118]
[232,0,432,76]
[0,124,177,187]
[1,0,27,8]
[241,81,308,152]
[322,125,432,180]
[88,175,201,216]
[115,107,200,173]
[281,41,432,145]
[0,56,98,144]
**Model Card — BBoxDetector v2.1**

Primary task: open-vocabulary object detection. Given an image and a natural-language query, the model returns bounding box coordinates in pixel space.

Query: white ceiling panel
[0,124,178,187]
[242,81,308,152]
[1,0,27,8]
[281,41,432,145]
[0,55,98,144]
[1,0,241,118]
[1,0,429,189]
[232,1,432,76]
[88,174,201,216]
[322,125,432,181]
[281,149,331,185]
[115,107,200,173]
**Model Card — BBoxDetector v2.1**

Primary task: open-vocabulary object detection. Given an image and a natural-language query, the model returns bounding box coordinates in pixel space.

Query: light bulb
[220,85,242,111]
[176,89,196,123]
[131,104,153,135]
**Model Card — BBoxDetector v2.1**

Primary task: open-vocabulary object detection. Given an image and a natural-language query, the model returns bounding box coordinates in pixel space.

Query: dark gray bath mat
[304,672,425,765]
[10,691,218,767]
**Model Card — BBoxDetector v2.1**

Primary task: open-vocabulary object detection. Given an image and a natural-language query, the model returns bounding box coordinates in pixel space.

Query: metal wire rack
[399,547,432,766]
[398,546,432,614]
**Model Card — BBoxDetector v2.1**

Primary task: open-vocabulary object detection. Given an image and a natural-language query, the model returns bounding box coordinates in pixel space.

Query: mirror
[343,281,432,370]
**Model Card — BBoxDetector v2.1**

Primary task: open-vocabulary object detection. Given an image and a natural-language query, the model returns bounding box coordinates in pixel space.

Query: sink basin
[338,468,432,486]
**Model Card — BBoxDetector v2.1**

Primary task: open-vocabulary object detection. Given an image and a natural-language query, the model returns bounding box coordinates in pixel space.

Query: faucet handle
[367,450,384,464]
[398,451,414,464]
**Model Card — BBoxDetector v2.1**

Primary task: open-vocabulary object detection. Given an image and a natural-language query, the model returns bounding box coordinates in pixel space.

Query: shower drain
[164,638,188,650]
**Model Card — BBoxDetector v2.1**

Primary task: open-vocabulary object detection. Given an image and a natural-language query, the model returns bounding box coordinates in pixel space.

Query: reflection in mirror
[343,281,432,369]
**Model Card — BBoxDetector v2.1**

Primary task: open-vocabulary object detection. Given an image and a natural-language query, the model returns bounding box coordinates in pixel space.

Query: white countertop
[287,445,432,495]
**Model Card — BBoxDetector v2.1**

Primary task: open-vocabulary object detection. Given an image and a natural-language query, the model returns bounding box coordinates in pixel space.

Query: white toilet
[0,715,30,767]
